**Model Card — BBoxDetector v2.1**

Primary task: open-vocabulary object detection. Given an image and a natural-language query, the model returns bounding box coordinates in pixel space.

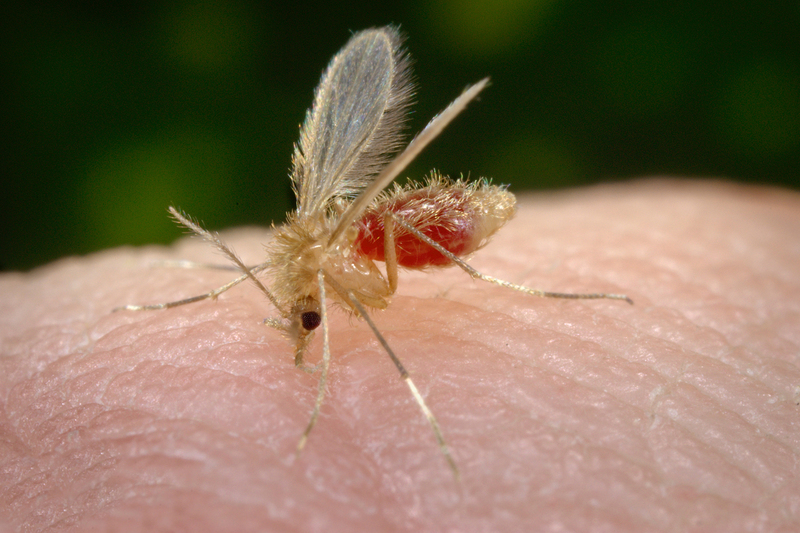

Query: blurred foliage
[2,0,798,270]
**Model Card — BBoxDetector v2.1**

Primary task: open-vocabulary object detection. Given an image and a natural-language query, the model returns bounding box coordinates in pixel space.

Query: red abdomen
[354,175,516,269]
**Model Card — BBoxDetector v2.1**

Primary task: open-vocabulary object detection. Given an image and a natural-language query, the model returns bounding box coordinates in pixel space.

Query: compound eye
[301,311,321,331]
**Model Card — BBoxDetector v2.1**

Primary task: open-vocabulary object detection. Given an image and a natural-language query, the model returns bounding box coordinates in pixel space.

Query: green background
[3,0,798,271]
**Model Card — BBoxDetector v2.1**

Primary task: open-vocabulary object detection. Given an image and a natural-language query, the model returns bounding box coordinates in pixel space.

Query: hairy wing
[291,26,413,217]
[327,78,490,249]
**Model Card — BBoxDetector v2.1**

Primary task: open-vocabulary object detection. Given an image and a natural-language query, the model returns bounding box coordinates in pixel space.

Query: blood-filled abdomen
[354,173,516,268]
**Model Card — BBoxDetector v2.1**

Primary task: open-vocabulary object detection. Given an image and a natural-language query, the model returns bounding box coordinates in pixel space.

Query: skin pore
[2,179,799,532]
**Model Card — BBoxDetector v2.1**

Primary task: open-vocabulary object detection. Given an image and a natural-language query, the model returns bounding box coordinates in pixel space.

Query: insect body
[119,26,631,479]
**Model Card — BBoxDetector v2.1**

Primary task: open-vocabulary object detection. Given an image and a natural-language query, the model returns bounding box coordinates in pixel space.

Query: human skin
[1,179,799,532]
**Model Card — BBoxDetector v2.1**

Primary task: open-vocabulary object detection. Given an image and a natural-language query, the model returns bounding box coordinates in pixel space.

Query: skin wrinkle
[1,178,799,532]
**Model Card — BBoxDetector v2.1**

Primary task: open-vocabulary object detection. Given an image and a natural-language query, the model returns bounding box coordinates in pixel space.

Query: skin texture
[2,178,799,532]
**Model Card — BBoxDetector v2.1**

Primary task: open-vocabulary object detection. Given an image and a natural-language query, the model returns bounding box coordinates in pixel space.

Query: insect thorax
[268,212,391,319]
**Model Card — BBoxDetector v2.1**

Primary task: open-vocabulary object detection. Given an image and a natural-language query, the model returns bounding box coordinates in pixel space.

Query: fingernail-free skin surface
[2,179,799,532]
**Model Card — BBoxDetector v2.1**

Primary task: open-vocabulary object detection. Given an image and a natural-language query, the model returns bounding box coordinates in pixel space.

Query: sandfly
[118,26,632,479]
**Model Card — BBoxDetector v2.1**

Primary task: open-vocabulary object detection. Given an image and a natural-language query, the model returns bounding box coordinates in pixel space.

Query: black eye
[301,311,321,331]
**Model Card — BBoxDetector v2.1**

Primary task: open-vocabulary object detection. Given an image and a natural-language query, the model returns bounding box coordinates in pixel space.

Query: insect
[118,26,632,479]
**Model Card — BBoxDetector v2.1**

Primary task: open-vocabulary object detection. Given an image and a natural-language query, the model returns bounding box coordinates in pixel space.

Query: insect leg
[296,269,331,454]
[326,275,458,479]
[167,207,289,316]
[383,211,399,294]
[115,263,269,311]
[390,213,633,304]
[318,269,458,476]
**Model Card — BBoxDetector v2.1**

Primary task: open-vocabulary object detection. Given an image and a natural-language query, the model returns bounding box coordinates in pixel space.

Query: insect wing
[327,77,489,248]
[291,27,413,217]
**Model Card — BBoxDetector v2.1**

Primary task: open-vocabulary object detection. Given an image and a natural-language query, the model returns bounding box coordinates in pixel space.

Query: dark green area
[3,0,798,271]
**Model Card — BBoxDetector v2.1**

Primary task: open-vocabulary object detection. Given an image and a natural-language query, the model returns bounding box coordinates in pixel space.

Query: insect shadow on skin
[116,26,632,481]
